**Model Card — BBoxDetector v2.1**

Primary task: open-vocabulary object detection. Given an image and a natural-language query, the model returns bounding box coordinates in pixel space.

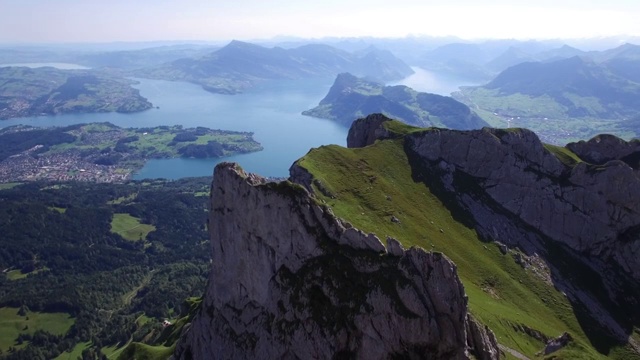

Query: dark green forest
[0,178,212,359]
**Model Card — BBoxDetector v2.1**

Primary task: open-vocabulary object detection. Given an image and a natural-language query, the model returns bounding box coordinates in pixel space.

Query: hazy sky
[1,0,639,43]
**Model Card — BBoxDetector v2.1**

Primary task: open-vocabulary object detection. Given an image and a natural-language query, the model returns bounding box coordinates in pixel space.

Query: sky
[1,0,640,43]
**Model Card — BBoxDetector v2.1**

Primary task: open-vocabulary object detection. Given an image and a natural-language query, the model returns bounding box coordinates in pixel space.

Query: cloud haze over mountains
[1,0,640,43]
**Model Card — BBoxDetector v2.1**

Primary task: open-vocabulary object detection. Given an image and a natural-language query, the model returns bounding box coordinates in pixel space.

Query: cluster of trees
[0,128,76,161]
[177,141,224,158]
[0,177,212,359]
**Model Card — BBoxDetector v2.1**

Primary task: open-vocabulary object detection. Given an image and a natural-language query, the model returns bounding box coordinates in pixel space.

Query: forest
[0,177,212,359]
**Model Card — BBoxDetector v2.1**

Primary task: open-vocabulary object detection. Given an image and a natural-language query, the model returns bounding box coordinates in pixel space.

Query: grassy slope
[110,213,156,241]
[115,297,202,360]
[295,135,616,359]
[53,341,91,360]
[0,307,74,352]
[115,343,173,360]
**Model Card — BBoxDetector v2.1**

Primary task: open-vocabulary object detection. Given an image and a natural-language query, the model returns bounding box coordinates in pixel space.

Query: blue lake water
[390,67,481,96]
[0,77,347,179]
[1,67,470,179]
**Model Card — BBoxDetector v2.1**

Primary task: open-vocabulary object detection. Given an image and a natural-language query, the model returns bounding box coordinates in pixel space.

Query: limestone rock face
[566,134,640,166]
[345,116,640,348]
[346,113,394,148]
[173,162,499,360]
[404,127,640,282]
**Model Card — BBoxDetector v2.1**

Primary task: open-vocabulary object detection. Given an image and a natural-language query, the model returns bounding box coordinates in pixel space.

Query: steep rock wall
[345,114,640,348]
[173,162,499,360]
[404,127,640,282]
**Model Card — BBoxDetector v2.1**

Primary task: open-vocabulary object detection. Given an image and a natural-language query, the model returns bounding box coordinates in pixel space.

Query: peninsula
[0,66,152,120]
[0,123,262,183]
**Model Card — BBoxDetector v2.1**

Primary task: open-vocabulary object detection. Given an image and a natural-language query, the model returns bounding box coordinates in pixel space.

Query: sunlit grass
[110,213,156,241]
[295,134,606,359]
[0,307,74,352]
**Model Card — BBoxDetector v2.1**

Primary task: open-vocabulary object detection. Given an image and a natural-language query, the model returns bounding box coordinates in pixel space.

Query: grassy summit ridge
[293,120,632,359]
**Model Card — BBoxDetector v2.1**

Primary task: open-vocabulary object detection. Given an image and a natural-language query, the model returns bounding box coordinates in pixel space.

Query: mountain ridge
[136,40,414,94]
[172,161,500,360]
[170,114,640,359]
[303,72,488,129]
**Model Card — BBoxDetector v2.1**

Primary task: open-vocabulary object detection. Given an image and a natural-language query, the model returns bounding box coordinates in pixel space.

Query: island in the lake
[0,66,153,120]
[0,123,263,183]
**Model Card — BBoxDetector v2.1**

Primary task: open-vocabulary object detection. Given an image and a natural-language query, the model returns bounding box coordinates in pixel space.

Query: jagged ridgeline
[167,114,639,359]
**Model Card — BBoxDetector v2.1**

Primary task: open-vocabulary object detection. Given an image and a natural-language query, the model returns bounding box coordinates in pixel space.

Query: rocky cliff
[173,162,499,360]
[346,114,640,353]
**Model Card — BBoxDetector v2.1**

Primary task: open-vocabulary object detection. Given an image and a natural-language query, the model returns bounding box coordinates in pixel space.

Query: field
[0,183,22,190]
[115,343,173,360]
[0,307,74,352]
[110,213,156,241]
[5,268,49,281]
[295,126,626,359]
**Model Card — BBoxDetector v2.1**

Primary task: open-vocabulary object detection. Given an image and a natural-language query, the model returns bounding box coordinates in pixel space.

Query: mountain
[414,41,640,83]
[73,45,218,69]
[484,46,537,73]
[594,44,640,84]
[591,43,640,62]
[173,161,499,360]
[168,115,640,359]
[415,40,566,81]
[537,44,586,62]
[455,56,640,144]
[135,40,414,94]
[417,43,494,81]
[485,56,639,103]
[303,73,488,129]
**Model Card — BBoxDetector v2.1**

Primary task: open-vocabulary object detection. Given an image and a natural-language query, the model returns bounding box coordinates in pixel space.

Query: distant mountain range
[74,45,218,70]
[135,41,414,94]
[303,72,488,129]
[455,49,640,144]
[416,41,640,82]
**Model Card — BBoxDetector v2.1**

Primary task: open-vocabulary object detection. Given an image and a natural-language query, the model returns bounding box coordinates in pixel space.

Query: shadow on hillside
[403,143,639,356]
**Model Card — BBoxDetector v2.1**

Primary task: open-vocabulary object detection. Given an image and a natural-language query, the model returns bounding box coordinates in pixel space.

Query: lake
[0,67,471,179]
[0,77,347,179]
[390,67,481,96]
